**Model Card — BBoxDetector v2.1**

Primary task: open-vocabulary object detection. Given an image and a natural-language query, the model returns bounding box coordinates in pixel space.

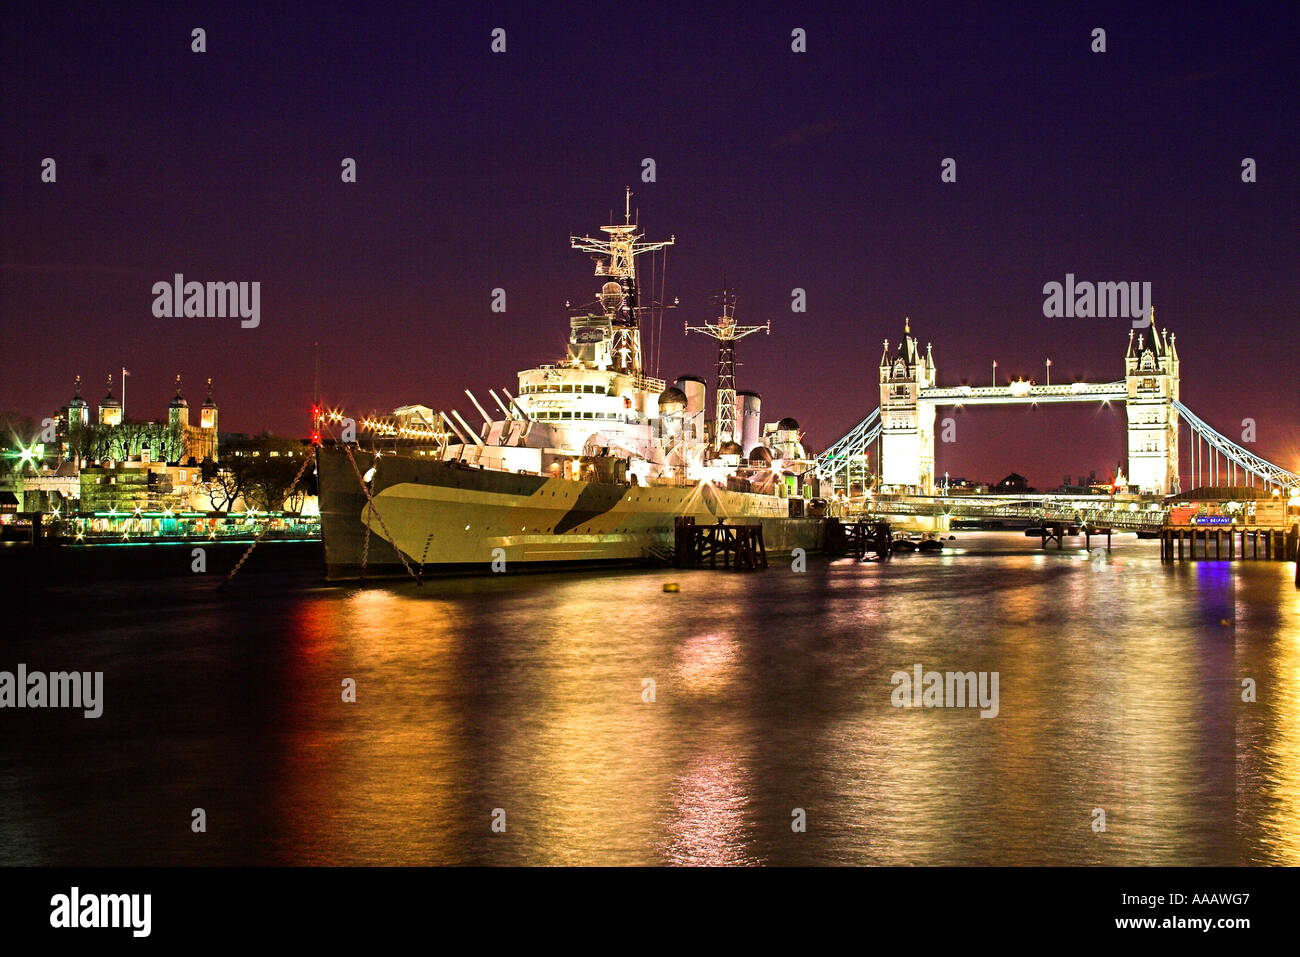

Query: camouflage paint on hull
[317,448,825,579]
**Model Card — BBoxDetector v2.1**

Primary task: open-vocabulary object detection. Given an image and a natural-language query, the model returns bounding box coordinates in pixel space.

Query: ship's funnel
[737,390,762,456]
[677,375,706,443]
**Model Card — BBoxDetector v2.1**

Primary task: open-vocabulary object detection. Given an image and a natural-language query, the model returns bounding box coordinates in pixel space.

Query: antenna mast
[569,187,674,377]
[684,285,770,449]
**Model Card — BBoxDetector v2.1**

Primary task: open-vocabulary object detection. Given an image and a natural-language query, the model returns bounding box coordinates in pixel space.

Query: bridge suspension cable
[1175,401,1300,493]
[814,400,1298,497]
[815,406,880,487]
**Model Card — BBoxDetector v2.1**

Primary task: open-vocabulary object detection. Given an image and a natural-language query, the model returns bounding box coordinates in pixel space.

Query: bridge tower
[879,318,938,493]
[1124,310,1180,494]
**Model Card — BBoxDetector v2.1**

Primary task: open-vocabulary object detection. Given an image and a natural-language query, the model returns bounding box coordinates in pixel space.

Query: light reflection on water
[1,533,1297,865]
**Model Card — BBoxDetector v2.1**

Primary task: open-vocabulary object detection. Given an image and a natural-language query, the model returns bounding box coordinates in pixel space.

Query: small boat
[891,537,917,553]
[917,538,943,553]
[1025,526,1044,536]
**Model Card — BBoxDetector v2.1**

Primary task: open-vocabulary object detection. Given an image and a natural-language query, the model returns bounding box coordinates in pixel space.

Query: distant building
[942,476,985,494]
[995,472,1031,493]
[79,461,207,514]
[16,461,80,513]
[165,376,220,463]
[60,373,220,466]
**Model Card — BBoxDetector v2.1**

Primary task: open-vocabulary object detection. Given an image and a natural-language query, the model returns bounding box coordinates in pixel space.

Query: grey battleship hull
[317,447,826,579]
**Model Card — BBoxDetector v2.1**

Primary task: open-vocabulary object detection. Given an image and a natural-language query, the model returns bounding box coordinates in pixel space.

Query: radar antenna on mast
[684,282,771,449]
[569,189,674,377]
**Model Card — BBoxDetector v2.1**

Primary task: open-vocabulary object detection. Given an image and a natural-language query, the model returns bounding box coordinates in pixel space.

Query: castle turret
[200,378,218,431]
[197,378,220,462]
[99,374,122,426]
[67,375,89,430]
[168,375,189,430]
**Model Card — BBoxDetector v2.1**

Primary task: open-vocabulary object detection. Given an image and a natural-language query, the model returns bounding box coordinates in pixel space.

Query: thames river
[2,533,1297,865]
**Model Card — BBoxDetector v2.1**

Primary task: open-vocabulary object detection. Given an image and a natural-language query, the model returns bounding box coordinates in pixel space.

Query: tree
[200,467,244,512]
[215,435,313,511]
[66,423,96,467]
[239,454,304,511]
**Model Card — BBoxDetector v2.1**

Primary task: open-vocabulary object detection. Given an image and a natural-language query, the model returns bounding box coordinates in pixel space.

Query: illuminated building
[99,375,122,426]
[878,318,938,492]
[67,375,89,430]
[1123,314,1180,494]
[168,375,220,463]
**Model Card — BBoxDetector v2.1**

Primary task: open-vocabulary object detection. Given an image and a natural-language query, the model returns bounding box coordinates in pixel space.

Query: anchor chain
[342,444,421,584]
[220,450,316,588]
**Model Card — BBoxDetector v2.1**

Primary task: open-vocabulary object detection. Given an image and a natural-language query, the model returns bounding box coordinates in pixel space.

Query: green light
[16,442,43,464]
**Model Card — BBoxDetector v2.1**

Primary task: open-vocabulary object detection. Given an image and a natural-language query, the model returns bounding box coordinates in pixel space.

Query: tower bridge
[818,313,1300,499]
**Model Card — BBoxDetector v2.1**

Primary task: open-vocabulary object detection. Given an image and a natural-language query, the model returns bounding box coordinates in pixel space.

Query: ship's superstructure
[315,193,830,577]
[432,190,817,493]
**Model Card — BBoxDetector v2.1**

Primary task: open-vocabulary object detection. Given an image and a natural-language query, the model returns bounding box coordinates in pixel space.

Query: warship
[315,191,832,578]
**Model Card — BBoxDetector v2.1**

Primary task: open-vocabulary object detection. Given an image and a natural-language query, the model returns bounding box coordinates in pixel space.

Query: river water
[2,533,1297,865]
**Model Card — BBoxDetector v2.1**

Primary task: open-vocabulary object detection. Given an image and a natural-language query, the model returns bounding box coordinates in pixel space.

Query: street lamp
[1046,358,1051,386]
[992,360,998,387]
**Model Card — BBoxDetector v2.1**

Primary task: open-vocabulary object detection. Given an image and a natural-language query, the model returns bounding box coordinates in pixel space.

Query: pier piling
[674,517,767,570]
[1161,522,1296,567]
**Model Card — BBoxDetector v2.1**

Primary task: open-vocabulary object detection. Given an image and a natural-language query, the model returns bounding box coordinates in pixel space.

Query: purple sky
[2,2,1296,487]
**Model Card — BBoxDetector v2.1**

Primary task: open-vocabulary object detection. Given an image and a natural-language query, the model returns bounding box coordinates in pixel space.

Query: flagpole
[121,366,127,419]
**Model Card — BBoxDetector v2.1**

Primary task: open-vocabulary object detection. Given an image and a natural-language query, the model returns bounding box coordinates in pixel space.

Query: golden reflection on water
[658,749,758,865]
[277,587,471,863]
[264,536,1299,865]
[1250,569,1300,862]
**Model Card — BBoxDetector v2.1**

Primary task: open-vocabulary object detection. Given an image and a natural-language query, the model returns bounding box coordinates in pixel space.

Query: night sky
[3,1,1296,488]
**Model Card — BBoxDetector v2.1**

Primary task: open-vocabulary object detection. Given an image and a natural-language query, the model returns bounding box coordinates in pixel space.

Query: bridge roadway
[844,493,1167,532]
[920,380,1127,404]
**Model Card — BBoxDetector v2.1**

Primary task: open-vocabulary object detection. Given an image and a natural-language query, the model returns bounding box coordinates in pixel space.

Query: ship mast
[685,285,770,448]
[569,187,674,377]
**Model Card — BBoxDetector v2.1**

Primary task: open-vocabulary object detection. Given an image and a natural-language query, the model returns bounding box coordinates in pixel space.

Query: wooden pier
[826,518,893,559]
[1160,523,1299,564]
[1035,521,1114,550]
[674,517,768,569]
